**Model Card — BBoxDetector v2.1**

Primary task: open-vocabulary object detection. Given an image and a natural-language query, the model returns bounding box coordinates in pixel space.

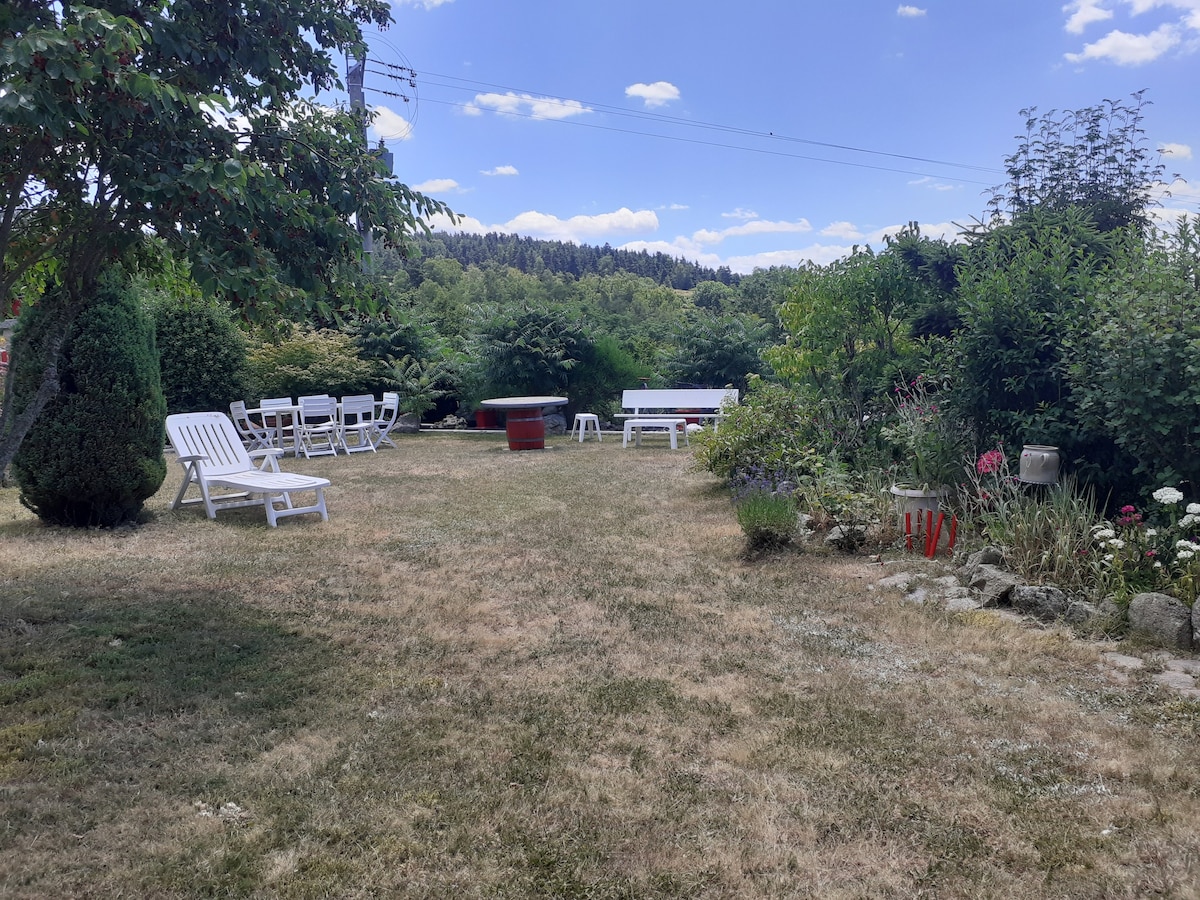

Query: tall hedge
[11,273,167,527]
[149,297,249,414]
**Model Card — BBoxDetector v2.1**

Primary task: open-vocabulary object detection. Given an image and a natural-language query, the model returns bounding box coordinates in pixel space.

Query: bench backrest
[621,388,738,413]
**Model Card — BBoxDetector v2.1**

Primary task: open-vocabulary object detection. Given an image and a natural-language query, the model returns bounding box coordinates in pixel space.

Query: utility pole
[346,48,374,264]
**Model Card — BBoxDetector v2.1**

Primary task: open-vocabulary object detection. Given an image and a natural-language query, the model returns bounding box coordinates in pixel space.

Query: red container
[504,407,545,451]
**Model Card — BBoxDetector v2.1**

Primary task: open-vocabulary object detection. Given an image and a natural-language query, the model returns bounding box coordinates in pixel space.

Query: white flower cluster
[1177,539,1200,562]
[1092,526,1115,541]
[1153,486,1185,505]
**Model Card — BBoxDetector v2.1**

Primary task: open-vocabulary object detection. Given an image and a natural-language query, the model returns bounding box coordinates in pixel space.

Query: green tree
[985,92,1169,234]
[9,270,166,527]
[0,0,451,469]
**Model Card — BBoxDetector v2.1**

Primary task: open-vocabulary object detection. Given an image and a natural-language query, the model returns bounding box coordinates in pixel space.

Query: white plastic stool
[570,412,602,442]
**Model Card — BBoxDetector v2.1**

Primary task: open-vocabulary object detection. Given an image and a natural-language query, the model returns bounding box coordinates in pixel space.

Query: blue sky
[351,0,1199,274]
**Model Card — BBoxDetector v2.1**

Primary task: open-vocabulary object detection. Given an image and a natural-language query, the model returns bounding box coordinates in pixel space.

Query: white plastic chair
[372,391,401,449]
[165,412,329,527]
[229,400,274,451]
[339,394,378,453]
[296,394,340,458]
[258,396,297,453]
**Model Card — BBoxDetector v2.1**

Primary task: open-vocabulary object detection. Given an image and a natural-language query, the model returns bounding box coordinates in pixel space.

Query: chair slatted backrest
[299,394,337,421]
[166,413,254,477]
[341,394,375,422]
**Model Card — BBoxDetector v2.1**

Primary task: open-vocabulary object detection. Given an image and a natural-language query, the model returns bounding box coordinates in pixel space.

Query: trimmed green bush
[246,328,384,400]
[11,273,167,527]
[148,297,249,414]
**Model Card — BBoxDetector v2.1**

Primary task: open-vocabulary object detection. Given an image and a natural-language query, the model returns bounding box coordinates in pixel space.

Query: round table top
[480,396,568,409]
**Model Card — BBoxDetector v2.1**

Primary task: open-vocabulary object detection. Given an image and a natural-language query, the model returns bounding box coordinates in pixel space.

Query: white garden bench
[618,388,739,429]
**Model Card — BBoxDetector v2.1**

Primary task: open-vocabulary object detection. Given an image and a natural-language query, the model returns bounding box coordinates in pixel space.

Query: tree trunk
[0,329,64,481]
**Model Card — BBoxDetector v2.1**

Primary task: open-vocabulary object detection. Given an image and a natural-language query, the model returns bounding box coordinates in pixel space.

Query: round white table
[479,396,568,451]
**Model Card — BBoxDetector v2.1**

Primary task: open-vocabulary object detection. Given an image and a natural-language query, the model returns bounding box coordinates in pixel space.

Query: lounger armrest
[175,453,207,464]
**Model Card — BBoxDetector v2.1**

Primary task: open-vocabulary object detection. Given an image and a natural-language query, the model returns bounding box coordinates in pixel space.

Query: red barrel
[505,407,545,451]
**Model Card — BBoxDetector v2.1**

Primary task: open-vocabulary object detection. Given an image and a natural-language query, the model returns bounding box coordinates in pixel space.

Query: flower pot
[1019,445,1061,484]
[890,484,943,521]
[890,485,949,551]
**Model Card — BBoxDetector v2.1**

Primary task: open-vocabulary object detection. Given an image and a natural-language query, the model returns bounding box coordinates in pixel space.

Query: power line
[399,67,1003,178]
[390,91,997,187]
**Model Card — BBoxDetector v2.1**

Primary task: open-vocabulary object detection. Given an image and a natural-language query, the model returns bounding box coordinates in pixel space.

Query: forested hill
[414,232,739,289]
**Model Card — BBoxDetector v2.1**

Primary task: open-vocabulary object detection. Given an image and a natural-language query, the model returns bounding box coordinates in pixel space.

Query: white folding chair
[229,400,274,451]
[296,394,340,458]
[339,394,378,453]
[372,391,401,449]
[258,396,297,453]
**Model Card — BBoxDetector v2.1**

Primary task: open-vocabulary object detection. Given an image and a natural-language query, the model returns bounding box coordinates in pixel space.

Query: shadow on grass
[1,583,346,780]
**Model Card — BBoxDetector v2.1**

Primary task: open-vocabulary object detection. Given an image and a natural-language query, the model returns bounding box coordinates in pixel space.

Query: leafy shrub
[463,304,584,404]
[10,273,167,527]
[566,334,643,420]
[1066,220,1200,502]
[692,379,833,482]
[148,296,249,414]
[246,328,384,400]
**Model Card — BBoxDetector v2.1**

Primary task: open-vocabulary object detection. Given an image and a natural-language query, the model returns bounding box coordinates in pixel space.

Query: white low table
[622,418,688,449]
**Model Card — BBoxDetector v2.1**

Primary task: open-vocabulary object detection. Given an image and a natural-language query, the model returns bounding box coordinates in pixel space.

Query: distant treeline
[413,232,738,289]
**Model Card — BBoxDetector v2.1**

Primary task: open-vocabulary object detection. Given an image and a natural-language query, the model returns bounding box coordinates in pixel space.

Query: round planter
[1019,445,1061,484]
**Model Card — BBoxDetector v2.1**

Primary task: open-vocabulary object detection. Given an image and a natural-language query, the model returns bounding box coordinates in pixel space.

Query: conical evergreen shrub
[11,272,167,527]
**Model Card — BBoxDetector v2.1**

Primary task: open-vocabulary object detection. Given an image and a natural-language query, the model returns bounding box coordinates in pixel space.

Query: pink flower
[1120,505,1136,515]
[976,449,1004,475]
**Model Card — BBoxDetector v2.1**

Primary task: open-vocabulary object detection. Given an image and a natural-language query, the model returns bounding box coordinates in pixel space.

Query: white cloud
[429,207,658,242]
[481,165,519,176]
[721,208,759,220]
[821,221,864,239]
[393,0,454,8]
[897,5,927,16]
[624,81,681,108]
[369,105,414,141]
[465,91,591,120]
[691,219,812,246]
[1064,0,1114,34]
[413,178,460,194]
[1159,142,1194,160]
[1065,23,1181,64]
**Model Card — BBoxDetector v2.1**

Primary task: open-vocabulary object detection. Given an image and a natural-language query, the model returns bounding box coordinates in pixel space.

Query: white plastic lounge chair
[229,400,274,452]
[338,394,378,453]
[166,412,330,527]
[372,391,401,449]
[296,394,340,458]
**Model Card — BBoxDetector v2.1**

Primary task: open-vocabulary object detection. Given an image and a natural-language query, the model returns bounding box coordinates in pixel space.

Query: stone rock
[543,412,567,435]
[876,572,918,592]
[1064,599,1101,626]
[395,412,421,434]
[1128,592,1192,651]
[967,564,1022,608]
[958,546,1005,583]
[825,524,866,551]
[1011,584,1070,621]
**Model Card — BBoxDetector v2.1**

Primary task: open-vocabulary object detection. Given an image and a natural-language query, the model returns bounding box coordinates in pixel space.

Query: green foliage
[692,380,833,483]
[1090,489,1200,605]
[766,246,924,453]
[986,92,1168,234]
[733,490,798,555]
[1066,218,1200,499]
[664,310,770,393]
[881,374,969,490]
[463,304,584,403]
[10,272,166,527]
[951,208,1105,454]
[246,329,383,400]
[389,355,450,418]
[566,334,643,419]
[145,294,249,415]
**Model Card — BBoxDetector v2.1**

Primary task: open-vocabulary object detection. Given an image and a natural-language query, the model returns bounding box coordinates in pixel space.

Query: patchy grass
[2,431,1200,897]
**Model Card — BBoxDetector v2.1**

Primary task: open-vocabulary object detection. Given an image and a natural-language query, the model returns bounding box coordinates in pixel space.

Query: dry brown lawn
[3,430,1200,898]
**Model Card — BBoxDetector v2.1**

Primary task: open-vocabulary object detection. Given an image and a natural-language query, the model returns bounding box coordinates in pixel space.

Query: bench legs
[622,419,688,449]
